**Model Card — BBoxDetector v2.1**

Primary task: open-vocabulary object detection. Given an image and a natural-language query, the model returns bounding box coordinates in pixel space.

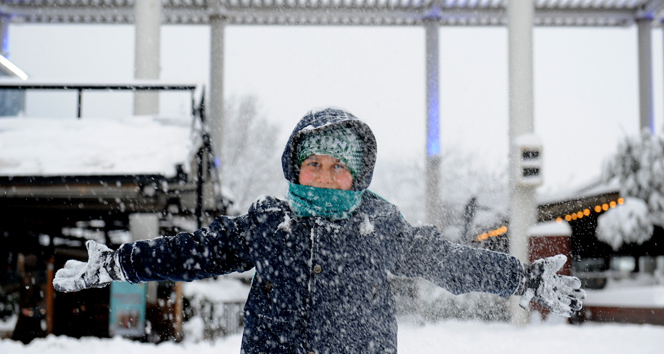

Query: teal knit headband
[296,127,364,177]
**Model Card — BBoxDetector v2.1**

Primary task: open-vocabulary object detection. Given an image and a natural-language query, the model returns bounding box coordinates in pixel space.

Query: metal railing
[0,82,198,118]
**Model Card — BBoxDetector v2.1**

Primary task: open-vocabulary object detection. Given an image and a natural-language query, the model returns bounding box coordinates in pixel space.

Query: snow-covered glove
[515,255,586,317]
[53,240,126,292]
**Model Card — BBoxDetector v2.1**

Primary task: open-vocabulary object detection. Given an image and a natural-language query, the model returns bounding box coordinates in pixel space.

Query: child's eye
[307,161,320,167]
[334,163,348,170]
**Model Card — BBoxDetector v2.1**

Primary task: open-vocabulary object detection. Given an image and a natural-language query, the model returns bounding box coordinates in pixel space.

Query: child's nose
[316,169,334,185]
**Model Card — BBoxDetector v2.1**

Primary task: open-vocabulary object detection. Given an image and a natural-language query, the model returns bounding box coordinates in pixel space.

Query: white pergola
[0,0,660,26]
[1,0,663,323]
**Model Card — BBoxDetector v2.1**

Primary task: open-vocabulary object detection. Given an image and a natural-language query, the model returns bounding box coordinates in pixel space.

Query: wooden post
[173,282,183,341]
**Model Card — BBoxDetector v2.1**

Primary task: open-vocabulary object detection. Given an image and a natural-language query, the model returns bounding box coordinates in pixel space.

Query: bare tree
[221,96,286,213]
[370,148,508,240]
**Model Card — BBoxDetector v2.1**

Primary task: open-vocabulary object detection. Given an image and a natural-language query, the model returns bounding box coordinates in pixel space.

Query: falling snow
[360,215,374,235]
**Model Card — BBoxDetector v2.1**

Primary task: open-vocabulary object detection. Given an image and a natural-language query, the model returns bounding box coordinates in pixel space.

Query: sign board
[109,282,146,337]
[513,133,544,187]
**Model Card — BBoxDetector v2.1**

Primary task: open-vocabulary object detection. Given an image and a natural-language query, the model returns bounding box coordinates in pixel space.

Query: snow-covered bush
[600,128,664,248]
[183,296,244,341]
[182,276,250,341]
[596,197,653,250]
[181,315,205,343]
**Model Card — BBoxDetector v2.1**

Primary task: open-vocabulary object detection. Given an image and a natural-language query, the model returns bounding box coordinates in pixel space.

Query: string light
[475,225,508,242]
[560,198,623,226]
[477,198,624,243]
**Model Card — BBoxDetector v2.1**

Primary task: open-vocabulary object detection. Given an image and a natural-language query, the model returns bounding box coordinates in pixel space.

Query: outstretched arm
[117,216,254,283]
[392,217,584,317]
[53,214,255,292]
[392,223,523,298]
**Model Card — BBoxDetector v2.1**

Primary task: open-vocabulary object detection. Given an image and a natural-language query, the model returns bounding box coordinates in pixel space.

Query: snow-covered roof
[0,115,195,178]
[536,177,622,222]
[529,220,572,237]
[538,177,620,206]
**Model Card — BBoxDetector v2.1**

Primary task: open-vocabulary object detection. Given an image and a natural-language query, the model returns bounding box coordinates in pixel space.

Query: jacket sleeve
[390,215,523,298]
[117,213,255,283]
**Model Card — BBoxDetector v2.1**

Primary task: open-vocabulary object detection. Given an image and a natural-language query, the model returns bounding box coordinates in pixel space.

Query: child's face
[298,154,353,191]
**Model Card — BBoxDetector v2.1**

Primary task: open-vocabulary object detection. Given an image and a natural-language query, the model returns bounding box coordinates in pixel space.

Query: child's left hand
[517,255,586,317]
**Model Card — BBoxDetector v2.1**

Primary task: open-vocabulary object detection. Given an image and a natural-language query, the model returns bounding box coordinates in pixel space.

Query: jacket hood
[282,108,377,191]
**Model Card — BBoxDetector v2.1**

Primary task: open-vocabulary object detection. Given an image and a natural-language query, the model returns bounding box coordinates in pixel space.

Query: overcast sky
[6,23,663,196]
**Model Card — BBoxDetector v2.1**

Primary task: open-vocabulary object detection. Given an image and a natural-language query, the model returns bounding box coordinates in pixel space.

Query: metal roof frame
[1,0,663,27]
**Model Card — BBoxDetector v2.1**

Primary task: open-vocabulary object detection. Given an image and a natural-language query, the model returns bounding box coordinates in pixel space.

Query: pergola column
[0,15,10,57]
[425,19,442,226]
[133,0,161,115]
[637,17,653,133]
[508,0,536,326]
[209,15,226,167]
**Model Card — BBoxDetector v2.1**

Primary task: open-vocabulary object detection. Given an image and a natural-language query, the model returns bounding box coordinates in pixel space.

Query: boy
[54,108,584,354]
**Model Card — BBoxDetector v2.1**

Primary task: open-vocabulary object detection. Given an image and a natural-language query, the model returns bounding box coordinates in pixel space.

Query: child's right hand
[53,240,124,292]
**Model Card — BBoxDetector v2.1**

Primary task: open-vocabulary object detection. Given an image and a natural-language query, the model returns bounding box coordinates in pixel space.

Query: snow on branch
[603,128,664,218]
[596,197,652,251]
[598,129,664,249]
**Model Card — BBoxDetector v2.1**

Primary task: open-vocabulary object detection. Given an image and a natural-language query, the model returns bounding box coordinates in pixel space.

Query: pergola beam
[0,0,658,27]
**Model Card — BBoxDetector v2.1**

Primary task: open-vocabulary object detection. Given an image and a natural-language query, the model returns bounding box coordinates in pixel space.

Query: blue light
[427,101,440,156]
[1,19,7,56]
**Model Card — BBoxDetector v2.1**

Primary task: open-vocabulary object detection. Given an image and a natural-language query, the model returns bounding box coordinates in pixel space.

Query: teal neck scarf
[288,183,364,220]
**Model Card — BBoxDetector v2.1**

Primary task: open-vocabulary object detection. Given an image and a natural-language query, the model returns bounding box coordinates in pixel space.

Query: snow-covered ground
[1,319,662,354]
